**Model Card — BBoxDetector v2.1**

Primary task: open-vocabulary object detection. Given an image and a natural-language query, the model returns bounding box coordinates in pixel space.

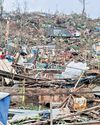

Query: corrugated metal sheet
[46,27,72,38]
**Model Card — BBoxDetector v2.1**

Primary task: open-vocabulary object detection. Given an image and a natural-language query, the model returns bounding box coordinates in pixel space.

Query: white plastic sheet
[62,61,89,79]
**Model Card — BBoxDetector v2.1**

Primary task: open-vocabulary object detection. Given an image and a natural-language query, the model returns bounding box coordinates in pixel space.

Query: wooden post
[50,95,53,125]
[1,77,4,86]
[5,20,10,45]
[22,67,26,106]
[22,78,25,106]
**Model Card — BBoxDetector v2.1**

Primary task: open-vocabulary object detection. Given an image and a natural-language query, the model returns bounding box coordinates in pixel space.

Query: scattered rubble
[0,11,100,125]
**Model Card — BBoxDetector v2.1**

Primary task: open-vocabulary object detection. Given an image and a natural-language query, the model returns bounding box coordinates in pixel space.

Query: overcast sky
[3,0,100,18]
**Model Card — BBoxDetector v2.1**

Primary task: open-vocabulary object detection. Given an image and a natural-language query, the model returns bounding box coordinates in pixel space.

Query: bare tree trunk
[16,0,20,14]
[82,0,86,16]
[0,0,4,18]
[24,0,27,14]
[79,0,86,17]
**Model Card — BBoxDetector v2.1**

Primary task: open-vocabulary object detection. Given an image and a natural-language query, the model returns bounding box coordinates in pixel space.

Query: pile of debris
[0,11,100,125]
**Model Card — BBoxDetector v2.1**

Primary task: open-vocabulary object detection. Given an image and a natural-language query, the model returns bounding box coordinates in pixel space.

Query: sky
[3,0,100,19]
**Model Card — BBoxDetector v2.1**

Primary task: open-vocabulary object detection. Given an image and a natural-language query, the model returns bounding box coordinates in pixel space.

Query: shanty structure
[46,27,72,38]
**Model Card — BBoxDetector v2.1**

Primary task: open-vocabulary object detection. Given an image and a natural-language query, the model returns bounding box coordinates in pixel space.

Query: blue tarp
[0,93,10,125]
[95,27,100,32]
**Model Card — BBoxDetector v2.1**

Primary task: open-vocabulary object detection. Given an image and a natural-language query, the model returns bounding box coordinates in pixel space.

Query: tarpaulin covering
[0,93,10,125]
